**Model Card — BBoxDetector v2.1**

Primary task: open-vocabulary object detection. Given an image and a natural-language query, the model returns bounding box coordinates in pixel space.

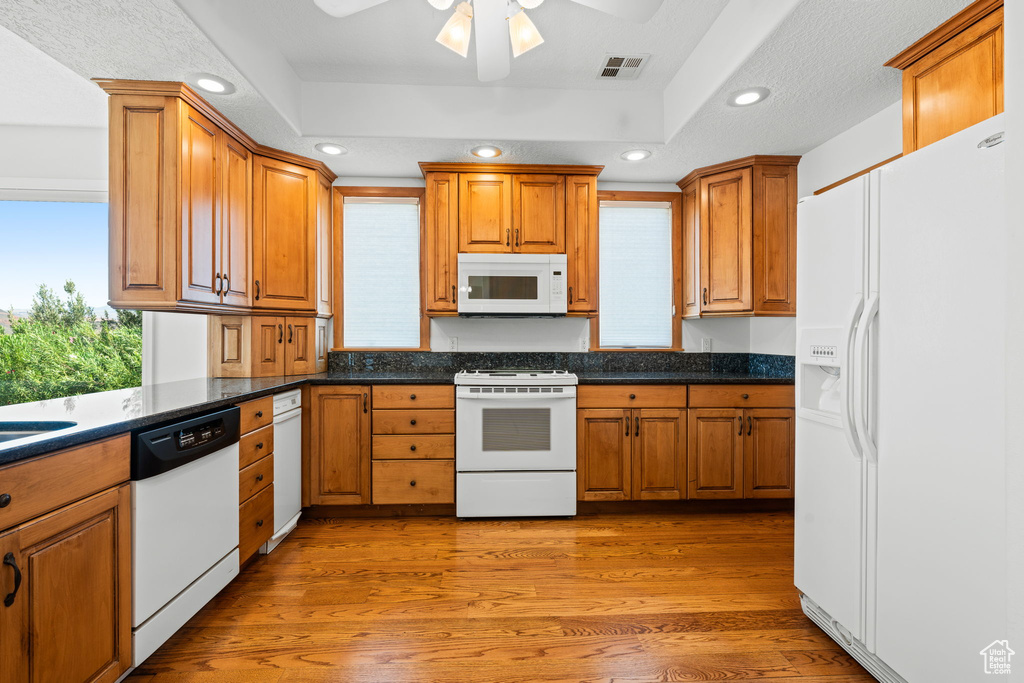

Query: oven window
[481,408,551,451]
[468,275,538,300]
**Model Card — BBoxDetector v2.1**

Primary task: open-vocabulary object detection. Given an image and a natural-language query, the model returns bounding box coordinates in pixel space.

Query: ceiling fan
[312,0,666,82]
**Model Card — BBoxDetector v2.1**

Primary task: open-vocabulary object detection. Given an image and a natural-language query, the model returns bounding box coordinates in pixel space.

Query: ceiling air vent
[597,54,650,80]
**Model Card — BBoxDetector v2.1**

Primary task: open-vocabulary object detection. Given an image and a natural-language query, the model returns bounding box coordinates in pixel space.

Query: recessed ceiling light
[190,73,235,95]
[727,87,770,107]
[620,149,651,161]
[471,145,502,158]
[315,143,347,156]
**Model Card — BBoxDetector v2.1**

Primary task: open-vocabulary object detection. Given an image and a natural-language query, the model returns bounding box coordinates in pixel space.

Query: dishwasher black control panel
[132,407,240,481]
[177,421,226,450]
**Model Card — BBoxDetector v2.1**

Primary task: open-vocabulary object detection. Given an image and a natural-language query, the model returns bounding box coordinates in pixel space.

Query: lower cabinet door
[743,408,795,498]
[309,386,371,505]
[576,409,631,501]
[372,461,454,504]
[687,409,744,499]
[0,486,131,683]
[631,409,687,501]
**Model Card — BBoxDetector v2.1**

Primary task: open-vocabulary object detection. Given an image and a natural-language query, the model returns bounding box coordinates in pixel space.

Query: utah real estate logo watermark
[980,640,1014,675]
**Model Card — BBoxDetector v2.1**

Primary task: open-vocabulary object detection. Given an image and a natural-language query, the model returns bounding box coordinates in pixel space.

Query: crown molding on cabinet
[675,155,802,190]
[884,0,1002,69]
[418,162,604,177]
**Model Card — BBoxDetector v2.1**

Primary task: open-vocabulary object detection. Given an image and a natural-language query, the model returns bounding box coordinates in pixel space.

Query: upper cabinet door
[251,316,286,377]
[700,168,753,314]
[425,173,459,312]
[565,175,598,313]
[179,105,221,305]
[458,173,513,253]
[219,134,252,307]
[512,174,565,253]
[252,156,317,310]
[680,180,701,318]
[284,317,316,375]
[316,176,333,316]
[752,163,796,315]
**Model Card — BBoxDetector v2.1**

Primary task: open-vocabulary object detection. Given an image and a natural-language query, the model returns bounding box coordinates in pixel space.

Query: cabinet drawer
[372,434,454,460]
[576,385,687,409]
[372,461,454,504]
[372,385,454,410]
[239,483,274,562]
[0,434,130,531]
[238,396,273,433]
[239,424,274,469]
[372,409,455,435]
[240,453,274,503]
[688,385,794,408]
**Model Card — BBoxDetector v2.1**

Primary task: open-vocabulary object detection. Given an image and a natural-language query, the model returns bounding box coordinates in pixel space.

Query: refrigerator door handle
[840,297,865,460]
[853,294,879,463]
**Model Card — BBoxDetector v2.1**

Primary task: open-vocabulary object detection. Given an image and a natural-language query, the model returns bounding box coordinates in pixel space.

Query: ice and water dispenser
[797,328,844,427]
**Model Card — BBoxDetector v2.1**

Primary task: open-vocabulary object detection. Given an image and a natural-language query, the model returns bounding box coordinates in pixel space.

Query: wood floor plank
[128,512,868,682]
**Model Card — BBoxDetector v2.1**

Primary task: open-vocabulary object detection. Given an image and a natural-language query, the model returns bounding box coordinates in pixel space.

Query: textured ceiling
[235,0,729,90]
[0,23,106,128]
[0,0,973,182]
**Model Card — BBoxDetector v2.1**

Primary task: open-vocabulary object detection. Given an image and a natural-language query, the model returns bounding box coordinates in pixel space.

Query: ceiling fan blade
[474,0,510,82]
[568,0,665,23]
[312,0,392,18]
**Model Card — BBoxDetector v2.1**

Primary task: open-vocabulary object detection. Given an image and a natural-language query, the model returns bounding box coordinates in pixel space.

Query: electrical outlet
[448,336,459,352]
[580,337,588,352]
[701,337,713,353]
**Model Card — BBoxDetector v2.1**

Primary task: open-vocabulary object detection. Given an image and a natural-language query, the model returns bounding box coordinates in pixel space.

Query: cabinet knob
[256,474,264,482]
[410,480,417,487]
[410,445,417,452]
[0,493,10,508]
[629,394,636,399]
[256,442,264,450]
[256,520,264,528]
[742,394,749,399]
[255,411,263,418]
[410,394,416,400]
[410,419,417,426]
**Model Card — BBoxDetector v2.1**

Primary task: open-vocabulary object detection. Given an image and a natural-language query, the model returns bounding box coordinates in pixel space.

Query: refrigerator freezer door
[794,178,869,641]
[874,116,1006,682]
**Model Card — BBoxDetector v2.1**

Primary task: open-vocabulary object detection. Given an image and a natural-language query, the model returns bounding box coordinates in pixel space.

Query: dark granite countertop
[0,353,793,466]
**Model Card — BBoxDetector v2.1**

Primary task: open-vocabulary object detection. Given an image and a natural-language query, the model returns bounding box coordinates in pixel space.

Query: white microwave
[457,253,568,316]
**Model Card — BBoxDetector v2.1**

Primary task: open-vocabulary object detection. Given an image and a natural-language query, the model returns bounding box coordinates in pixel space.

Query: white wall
[797,101,903,199]
[0,124,107,201]
[141,312,209,385]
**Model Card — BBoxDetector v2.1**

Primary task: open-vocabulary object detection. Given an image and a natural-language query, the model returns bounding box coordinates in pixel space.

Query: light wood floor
[129,511,874,682]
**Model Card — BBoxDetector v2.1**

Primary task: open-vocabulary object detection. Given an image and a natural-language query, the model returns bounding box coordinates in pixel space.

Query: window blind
[598,202,673,348]
[342,199,420,348]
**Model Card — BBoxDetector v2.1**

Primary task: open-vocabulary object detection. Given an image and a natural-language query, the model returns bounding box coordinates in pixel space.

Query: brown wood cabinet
[99,80,335,315]
[677,156,799,317]
[887,0,1003,154]
[316,175,333,316]
[307,386,372,505]
[0,436,132,683]
[209,315,325,377]
[576,386,687,502]
[686,385,795,500]
[420,163,603,316]
[235,397,275,563]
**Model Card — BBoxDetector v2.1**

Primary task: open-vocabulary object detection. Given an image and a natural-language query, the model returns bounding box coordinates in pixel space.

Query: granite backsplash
[328,351,794,378]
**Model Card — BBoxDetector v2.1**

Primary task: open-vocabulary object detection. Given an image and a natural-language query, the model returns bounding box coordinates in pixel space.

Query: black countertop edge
[0,370,792,466]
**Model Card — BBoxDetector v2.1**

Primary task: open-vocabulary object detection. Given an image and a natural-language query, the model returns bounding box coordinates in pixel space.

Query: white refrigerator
[795,115,1008,682]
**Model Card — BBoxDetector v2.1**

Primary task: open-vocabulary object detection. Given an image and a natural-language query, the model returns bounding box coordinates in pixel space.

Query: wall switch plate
[448,337,458,352]
[701,337,713,353]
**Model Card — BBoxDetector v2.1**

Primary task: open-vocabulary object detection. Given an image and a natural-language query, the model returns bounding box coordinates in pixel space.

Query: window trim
[590,190,683,352]
[332,186,429,351]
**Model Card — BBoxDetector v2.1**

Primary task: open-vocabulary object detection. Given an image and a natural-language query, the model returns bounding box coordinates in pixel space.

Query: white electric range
[454,369,578,518]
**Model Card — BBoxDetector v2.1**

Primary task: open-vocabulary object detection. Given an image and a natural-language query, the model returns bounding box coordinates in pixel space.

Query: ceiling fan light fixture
[508,4,544,58]
[436,2,474,58]
[471,145,503,158]
[426,0,455,8]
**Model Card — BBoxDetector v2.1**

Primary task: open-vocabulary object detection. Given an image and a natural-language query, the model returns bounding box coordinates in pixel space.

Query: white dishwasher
[262,389,302,553]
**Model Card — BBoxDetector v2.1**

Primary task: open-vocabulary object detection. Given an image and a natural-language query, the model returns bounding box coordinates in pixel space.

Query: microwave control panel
[551,269,565,297]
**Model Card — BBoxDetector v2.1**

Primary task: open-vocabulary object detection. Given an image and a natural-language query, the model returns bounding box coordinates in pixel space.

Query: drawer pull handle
[410,394,416,400]
[0,494,10,508]
[410,480,417,487]
[410,445,417,452]
[256,520,264,528]
[410,419,417,426]
[256,442,264,450]
[3,553,22,607]
[747,416,752,436]
[742,394,749,399]
[255,411,263,419]
[629,394,636,399]
[256,474,264,482]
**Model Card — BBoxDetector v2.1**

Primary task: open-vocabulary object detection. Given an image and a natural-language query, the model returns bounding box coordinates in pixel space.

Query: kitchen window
[337,189,427,349]
[594,193,682,349]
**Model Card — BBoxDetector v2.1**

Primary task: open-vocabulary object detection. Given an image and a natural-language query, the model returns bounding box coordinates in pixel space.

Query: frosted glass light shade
[436,2,473,57]
[426,0,454,9]
[518,0,544,7]
[508,8,543,58]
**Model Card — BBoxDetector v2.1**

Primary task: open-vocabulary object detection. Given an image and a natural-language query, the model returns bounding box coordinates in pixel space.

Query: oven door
[456,386,576,471]
[457,254,559,315]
